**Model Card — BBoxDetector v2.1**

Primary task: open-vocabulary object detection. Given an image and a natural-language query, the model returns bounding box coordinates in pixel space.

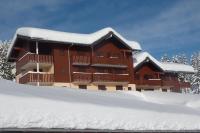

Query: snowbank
[0,79,200,130]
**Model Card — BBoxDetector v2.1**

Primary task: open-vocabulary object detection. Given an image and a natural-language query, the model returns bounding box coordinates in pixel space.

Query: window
[144,89,154,91]
[78,67,86,72]
[144,74,153,80]
[33,68,43,72]
[98,85,106,90]
[162,89,167,92]
[116,85,123,90]
[128,87,132,91]
[136,88,141,92]
[96,68,108,73]
[79,85,87,89]
[114,69,126,74]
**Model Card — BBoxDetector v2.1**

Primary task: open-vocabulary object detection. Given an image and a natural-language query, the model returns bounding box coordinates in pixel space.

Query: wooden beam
[13,47,25,51]
[9,57,17,60]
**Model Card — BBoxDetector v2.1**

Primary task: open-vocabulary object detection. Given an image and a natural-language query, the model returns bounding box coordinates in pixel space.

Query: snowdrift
[0,79,200,130]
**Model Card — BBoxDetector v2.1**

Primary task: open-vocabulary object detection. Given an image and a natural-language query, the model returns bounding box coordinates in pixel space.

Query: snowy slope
[0,79,200,130]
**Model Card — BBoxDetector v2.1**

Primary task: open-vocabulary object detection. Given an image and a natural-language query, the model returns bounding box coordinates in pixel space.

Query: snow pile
[0,79,200,130]
[7,27,141,58]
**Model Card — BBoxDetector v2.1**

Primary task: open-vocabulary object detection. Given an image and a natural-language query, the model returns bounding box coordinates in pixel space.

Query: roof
[133,52,195,73]
[161,62,195,73]
[133,52,163,70]
[7,27,142,59]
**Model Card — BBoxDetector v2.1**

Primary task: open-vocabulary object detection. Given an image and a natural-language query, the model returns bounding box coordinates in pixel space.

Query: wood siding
[13,36,191,91]
[53,46,70,82]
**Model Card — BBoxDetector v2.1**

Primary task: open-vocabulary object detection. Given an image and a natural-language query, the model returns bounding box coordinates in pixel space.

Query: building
[7,27,194,92]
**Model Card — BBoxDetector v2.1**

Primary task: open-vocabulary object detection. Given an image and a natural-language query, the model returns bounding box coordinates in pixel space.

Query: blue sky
[0,0,199,59]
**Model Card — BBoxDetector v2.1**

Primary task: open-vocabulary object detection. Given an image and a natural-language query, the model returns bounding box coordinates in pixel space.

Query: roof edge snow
[7,27,142,59]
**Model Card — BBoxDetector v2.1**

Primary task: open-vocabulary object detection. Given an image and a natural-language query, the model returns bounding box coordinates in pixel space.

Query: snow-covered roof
[133,52,195,73]
[161,62,195,73]
[7,27,141,59]
[133,52,163,70]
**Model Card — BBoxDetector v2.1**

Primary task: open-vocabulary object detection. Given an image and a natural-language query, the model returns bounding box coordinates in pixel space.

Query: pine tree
[171,53,189,82]
[0,40,15,80]
[160,53,171,62]
[190,51,200,93]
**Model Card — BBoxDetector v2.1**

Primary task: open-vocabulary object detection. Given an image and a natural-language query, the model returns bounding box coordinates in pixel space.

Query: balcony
[135,79,191,89]
[72,56,90,66]
[19,72,54,85]
[135,79,162,86]
[93,74,129,84]
[72,73,92,83]
[179,82,191,88]
[162,80,179,87]
[16,53,53,71]
[92,57,128,68]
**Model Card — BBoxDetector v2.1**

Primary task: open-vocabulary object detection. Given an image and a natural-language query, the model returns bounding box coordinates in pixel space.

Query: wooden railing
[135,79,162,86]
[72,56,90,65]
[72,73,92,83]
[16,53,53,70]
[19,73,54,84]
[92,57,128,67]
[135,79,191,88]
[162,80,179,87]
[179,82,191,88]
[93,74,129,82]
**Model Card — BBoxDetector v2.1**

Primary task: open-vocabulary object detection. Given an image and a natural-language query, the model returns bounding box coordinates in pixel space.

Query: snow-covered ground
[0,79,200,130]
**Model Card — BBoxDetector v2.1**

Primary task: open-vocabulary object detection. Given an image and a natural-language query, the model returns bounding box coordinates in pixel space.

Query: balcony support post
[68,43,74,87]
[36,41,40,86]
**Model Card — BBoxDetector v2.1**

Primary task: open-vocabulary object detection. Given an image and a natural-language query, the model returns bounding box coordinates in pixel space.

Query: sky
[0,0,200,59]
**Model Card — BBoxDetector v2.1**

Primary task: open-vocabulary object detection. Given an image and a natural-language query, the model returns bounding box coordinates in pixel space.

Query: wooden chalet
[7,27,194,92]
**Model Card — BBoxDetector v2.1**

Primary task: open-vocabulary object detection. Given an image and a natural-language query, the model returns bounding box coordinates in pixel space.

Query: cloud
[0,0,82,39]
[117,0,200,53]
[0,0,199,59]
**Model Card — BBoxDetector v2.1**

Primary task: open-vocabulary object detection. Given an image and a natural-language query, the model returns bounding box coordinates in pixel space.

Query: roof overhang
[134,57,164,72]
[7,27,142,62]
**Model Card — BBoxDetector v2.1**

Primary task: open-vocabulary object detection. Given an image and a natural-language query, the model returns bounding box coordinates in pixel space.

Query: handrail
[19,73,54,84]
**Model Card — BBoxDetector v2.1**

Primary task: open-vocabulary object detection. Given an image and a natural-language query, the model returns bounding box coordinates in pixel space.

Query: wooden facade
[8,30,191,92]
[11,36,137,91]
[134,60,190,92]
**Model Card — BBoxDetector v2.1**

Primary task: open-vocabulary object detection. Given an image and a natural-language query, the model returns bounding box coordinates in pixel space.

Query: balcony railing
[72,73,92,83]
[16,53,53,70]
[179,82,191,88]
[93,74,129,83]
[92,57,128,68]
[135,79,191,89]
[72,56,90,66]
[135,79,162,86]
[19,72,54,84]
[162,80,179,87]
